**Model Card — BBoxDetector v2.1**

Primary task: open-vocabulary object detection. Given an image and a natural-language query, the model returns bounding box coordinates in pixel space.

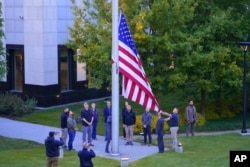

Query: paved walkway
[0,117,247,162]
[0,117,160,162]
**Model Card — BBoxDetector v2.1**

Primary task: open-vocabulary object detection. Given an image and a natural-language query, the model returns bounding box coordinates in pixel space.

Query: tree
[67,0,250,117]
[67,0,112,89]
[179,1,246,116]
[0,2,7,80]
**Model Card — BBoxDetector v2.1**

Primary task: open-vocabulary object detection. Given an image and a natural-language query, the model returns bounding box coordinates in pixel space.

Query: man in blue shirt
[164,108,179,149]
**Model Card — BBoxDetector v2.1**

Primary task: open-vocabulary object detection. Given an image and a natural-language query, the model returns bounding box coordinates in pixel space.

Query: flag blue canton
[118,13,138,57]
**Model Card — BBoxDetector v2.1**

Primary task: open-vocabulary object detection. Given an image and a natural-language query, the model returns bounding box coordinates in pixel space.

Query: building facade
[0,0,110,107]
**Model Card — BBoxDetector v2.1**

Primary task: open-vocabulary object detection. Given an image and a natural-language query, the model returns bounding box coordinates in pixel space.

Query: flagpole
[111,0,119,155]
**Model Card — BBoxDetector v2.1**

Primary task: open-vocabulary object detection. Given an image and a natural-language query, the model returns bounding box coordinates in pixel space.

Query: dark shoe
[130,142,133,145]
[125,142,129,145]
[105,150,110,153]
[89,143,94,146]
[158,151,164,153]
[62,146,67,149]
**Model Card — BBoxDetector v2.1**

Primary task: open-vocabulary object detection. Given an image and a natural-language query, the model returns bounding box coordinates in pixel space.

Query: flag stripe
[118,11,160,112]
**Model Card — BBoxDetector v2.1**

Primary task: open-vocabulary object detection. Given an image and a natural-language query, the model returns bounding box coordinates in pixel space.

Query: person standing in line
[141,107,152,146]
[105,111,112,153]
[103,101,112,141]
[123,105,136,145]
[156,112,165,153]
[45,131,64,167]
[185,100,198,137]
[121,101,129,139]
[78,142,96,167]
[164,108,179,149]
[81,102,94,146]
[91,103,99,140]
[60,107,69,149]
[67,110,78,151]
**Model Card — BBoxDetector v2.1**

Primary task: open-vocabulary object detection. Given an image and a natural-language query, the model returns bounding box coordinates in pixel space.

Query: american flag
[118,11,160,112]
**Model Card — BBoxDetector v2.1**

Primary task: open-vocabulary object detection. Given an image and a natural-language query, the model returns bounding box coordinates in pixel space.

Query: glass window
[14,50,23,91]
[76,49,87,81]
[59,49,69,91]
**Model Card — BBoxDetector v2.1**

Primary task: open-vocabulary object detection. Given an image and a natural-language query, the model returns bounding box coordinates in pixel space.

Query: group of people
[60,107,78,151]
[62,102,100,150]
[44,99,198,166]
[141,100,198,153]
[45,102,99,167]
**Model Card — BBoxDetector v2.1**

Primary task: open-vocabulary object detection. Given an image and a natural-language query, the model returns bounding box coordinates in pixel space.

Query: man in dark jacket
[45,131,64,167]
[121,101,129,139]
[123,105,136,145]
[60,107,69,148]
[156,112,165,153]
[103,101,112,141]
[78,142,96,167]
[81,102,94,146]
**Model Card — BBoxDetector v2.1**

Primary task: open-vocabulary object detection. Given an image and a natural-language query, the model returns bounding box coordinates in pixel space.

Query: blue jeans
[82,125,92,143]
[68,130,76,150]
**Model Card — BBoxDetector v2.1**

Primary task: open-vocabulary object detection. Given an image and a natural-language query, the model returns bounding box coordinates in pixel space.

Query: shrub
[0,93,37,117]
[134,112,169,134]
[23,97,38,114]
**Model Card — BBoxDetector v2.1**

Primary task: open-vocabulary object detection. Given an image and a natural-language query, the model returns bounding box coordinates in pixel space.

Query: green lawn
[0,133,249,167]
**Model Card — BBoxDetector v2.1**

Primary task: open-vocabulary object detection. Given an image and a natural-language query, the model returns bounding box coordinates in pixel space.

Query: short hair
[49,131,54,137]
[82,142,90,148]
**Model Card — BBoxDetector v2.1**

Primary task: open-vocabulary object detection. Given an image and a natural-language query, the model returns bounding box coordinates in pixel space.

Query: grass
[0,136,119,167]
[0,133,249,167]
